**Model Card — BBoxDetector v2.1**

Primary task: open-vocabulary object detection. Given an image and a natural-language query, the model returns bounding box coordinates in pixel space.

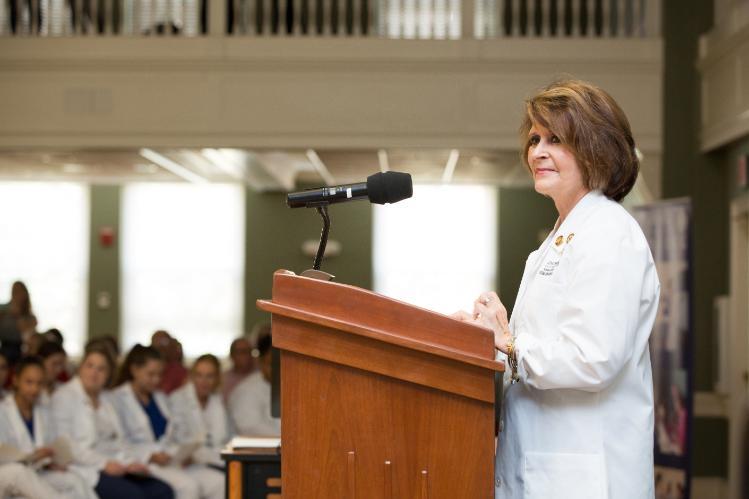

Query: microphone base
[300,269,335,281]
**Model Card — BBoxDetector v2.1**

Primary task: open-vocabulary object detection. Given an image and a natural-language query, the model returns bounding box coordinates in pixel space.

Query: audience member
[38,340,67,404]
[0,356,97,499]
[222,336,254,402]
[151,330,188,394]
[228,333,280,437]
[52,345,175,499]
[110,344,223,499]
[0,281,33,366]
[25,331,46,356]
[85,334,121,365]
[170,354,232,468]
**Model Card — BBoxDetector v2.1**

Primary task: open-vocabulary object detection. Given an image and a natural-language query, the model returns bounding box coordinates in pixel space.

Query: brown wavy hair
[520,79,639,202]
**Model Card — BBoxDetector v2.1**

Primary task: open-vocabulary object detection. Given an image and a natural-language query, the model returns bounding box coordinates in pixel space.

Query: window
[121,183,245,358]
[373,184,497,315]
[0,182,89,355]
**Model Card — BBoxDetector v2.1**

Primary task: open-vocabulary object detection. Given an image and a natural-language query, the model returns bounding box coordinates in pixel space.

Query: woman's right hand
[450,310,473,322]
[148,452,172,466]
[31,447,54,462]
[103,461,127,476]
[125,462,151,475]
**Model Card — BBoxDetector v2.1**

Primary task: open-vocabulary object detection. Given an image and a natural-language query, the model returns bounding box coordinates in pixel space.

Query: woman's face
[43,353,66,382]
[14,365,44,405]
[79,352,110,394]
[131,359,164,394]
[191,360,219,400]
[527,123,587,203]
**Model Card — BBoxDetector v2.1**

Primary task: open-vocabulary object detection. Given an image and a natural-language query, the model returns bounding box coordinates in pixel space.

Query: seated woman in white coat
[169,354,231,467]
[228,334,280,437]
[0,356,97,499]
[51,345,175,499]
[453,80,661,499]
[110,344,224,499]
[0,462,62,498]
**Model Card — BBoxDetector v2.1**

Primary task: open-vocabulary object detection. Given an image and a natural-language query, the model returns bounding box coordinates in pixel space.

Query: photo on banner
[633,199,693,499]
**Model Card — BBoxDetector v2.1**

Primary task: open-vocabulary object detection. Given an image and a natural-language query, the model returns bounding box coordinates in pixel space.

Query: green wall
[497,188,557,314]
[244,189,373,330]
[88,185,121,340]
[663,0,728,395]
[87,186,373,341]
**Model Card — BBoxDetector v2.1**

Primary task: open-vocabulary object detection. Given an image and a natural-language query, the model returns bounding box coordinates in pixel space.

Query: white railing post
[511,0,520,36]
[417,0,432,38]
[309,0,319,34]
[585,0,594,36]
[461,0,474,37]
[209,0,227,34]
[645,0,659,37]
[294,0,304,34]
[602,0,610,37]
[526,0,532,36]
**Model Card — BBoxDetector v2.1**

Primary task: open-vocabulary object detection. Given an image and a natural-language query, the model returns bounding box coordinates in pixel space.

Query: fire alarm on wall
[99,226,115,247]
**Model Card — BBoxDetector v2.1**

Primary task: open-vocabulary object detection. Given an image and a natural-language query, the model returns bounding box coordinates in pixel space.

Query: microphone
[287,171,413,208]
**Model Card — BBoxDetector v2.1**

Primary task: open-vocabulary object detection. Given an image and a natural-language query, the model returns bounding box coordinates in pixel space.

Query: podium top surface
[257,270,503,372]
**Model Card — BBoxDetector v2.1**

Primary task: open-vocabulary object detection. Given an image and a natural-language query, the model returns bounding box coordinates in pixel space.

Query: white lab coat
[109,383,179,462]
[496,190,660,499]
[228,371,280,437]
[110,383,224,499]
[0,462,59,498]
[169,382,232,466]
[0,395,98,499]
[51,377,140,487]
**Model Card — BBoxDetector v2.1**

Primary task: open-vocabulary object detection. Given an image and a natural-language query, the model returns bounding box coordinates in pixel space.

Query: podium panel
[258,270,503,499]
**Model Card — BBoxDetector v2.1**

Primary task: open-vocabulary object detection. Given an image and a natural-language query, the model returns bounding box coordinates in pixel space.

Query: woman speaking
[454,80,660,499]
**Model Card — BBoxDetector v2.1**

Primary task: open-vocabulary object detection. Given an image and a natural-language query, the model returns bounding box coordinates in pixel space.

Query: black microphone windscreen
[366,171,413,205]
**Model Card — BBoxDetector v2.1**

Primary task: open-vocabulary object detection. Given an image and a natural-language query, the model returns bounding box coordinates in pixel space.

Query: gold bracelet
[505,333,520,384]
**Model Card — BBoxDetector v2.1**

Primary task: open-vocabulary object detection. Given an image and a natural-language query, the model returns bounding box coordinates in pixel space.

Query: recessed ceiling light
[62,163,84,173]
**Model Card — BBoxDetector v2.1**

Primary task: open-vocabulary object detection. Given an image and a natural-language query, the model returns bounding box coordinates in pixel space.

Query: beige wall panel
[0,38,663,151]
[699,23,749,150]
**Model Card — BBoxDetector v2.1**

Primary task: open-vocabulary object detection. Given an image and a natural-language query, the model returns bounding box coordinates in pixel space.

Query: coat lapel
[510,190,607,329]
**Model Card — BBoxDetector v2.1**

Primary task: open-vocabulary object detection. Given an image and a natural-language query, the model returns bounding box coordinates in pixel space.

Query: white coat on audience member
[228,371,280,437]
[51,376,139,486]
[495,191,660,499]
[169,381,232,466]
[0,395,98,499]
[110,382,224,499]
[0,462,59,498]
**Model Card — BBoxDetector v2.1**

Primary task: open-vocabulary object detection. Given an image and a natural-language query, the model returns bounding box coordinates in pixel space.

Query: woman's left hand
[472,291,512,354]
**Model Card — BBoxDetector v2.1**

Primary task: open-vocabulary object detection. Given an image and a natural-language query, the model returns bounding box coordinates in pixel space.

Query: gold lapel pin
[555,235,564,246]
[566,233,575,244]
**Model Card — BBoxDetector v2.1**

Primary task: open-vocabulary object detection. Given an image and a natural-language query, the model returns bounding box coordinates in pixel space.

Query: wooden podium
[257,270,504,499]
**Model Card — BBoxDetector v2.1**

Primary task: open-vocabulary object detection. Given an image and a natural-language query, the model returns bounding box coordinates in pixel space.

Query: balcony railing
[0,0,660,38]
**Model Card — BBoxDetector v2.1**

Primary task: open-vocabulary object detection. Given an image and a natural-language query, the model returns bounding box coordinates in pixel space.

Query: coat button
[496,478,502,487]
[499,419,504,432]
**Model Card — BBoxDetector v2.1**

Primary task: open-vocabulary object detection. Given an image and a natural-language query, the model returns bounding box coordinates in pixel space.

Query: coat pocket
[523,452,607,499]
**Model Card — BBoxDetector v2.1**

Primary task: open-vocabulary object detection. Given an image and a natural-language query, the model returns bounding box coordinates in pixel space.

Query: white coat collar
[511,190,608,328]
[1,394,45,450]
[122,383,157,442]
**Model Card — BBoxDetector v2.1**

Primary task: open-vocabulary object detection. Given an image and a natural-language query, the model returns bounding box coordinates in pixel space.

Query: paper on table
[229,437,281,450]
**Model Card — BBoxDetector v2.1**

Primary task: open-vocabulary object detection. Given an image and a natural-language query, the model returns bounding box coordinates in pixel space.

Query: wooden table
[222,447,281,499]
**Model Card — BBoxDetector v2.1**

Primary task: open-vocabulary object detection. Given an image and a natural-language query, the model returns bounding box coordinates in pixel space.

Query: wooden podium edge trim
[257,299,504,373]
